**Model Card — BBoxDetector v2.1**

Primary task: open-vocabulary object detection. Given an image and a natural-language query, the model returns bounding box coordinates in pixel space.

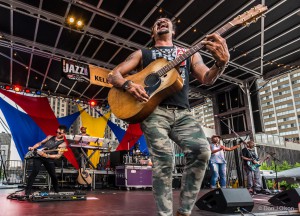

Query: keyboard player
[78,126,90,146]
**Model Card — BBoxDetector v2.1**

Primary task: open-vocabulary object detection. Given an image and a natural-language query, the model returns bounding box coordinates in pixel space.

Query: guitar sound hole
[144,73,160,87]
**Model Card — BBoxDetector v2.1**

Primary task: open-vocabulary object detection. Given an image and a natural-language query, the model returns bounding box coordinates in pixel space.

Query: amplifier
[24,172,49,186]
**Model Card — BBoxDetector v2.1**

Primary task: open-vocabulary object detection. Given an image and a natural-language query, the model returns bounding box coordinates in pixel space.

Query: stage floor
[0,188,299,216]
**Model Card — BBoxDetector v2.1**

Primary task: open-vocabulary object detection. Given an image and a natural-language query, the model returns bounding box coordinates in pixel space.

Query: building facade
[258,69,300,142]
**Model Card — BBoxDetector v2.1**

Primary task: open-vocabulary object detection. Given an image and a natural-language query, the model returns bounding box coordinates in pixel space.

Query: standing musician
[241,140,263,195]
[108,17,229,216]
[209,135,240,189]
[25,125,67,196]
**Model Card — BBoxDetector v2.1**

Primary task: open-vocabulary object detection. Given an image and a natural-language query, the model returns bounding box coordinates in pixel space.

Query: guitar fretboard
[156,22,233,77]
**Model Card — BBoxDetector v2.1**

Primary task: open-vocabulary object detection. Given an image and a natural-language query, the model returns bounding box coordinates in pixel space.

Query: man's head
[56,125,67,138]
[211,135,221,143]
[80,126,87,133]
[247,141,255,148]
[151,17,176,39]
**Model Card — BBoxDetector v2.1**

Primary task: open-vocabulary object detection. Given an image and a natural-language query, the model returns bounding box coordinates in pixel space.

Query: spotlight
[35,89,41,95]
[76,20,83,27]
[89,100,97,107]
[68,16,75,24]
[5,85,11,90]
[13,86,21,92]
[25,89,31,93]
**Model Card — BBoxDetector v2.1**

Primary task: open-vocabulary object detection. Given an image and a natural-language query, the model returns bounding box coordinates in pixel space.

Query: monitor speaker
[195,188,254,214]
[268,188,300,208]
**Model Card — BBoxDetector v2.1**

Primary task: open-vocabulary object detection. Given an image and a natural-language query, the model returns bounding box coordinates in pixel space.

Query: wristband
[122,80,133,90]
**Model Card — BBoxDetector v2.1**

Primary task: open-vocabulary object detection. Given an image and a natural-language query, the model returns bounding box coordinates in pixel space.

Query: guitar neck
[42,149,61,153]
[157,22,234,77]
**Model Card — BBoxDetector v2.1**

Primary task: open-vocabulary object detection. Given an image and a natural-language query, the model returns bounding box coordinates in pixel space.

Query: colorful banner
[89,65,112,88]
[0,89,80,169]
[78,105,111,167]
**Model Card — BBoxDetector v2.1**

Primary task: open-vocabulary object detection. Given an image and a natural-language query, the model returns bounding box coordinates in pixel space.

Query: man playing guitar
[25,125,67,196]
[241,141,264,195]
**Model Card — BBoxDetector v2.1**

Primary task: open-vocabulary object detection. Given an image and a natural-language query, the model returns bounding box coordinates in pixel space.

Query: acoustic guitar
[108,5,267,123]
[77,154,93,185]
[77,168,92,185]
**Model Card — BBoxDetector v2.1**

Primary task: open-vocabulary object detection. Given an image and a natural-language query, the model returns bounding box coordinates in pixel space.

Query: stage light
[89,100,97,107]
[76,20,83,27]
[13,86,21,92]
[66,16,84,30]
[68,16,75,24]
[35,90,41,95]
[5,85,11,90]
[25,89,31,93]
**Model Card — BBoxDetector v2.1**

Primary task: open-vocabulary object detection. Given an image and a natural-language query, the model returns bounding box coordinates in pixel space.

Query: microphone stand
[269,153,280,192]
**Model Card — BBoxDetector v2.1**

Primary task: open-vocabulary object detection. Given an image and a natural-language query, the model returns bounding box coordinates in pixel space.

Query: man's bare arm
[108,50,149,102]
[107,50,142,88]
[191,33,230,85]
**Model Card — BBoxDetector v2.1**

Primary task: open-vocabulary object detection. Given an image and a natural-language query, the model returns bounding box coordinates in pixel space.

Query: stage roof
[0,0,299,106]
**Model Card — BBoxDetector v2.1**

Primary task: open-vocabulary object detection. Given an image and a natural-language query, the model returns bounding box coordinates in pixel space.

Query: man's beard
[157,29,170,35]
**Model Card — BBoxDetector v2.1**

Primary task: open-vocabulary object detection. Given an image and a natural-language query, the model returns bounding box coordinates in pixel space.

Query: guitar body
[108,58,183,123]
[77,168,92,185]
[24,151,38,160]
[247,161,261,171]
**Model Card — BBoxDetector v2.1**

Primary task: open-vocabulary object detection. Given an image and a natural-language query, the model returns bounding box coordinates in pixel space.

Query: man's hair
[247,141,254,145]
[58,125,68,133]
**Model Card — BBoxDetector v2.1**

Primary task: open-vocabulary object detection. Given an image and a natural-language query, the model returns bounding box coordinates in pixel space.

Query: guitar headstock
[231,4,268,27]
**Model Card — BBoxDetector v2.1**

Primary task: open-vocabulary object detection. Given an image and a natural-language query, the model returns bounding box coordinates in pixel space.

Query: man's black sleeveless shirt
[43,136,64,155]
[141,46,191,109]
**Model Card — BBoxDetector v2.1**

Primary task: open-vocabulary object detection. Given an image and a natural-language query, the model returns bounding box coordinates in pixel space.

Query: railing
[1,160,23,185]
[254,133,285,146]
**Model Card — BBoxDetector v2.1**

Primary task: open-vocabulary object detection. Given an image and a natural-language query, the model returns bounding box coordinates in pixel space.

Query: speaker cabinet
[196,188,254,213]
[109,150,127,168]
[268,188,300,208]
[24,159,49,186]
